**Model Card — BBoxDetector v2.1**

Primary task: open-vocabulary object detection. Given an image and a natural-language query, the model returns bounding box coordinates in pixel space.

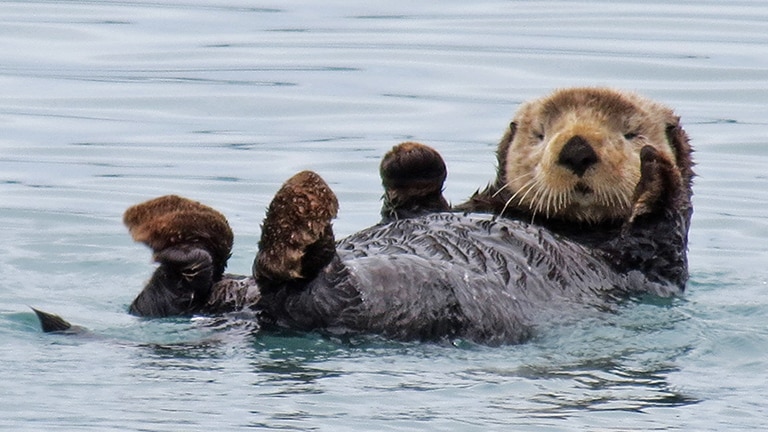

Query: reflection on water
[512,360,697,414]
[1,0,768,431]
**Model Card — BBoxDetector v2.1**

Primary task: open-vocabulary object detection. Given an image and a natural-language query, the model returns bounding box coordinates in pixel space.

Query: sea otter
[455,87,694,250]
[87,88,694,345]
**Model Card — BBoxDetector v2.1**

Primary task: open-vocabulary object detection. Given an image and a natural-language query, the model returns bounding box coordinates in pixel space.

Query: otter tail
[31,307,73,333]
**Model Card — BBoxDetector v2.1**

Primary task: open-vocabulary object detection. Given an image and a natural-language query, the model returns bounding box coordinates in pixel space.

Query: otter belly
[261,213,647,345]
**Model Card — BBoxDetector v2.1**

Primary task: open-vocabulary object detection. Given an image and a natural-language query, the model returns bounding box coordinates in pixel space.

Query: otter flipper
[31,308,73,333]
[254,170,339,285]
[379,142,450,222]
[129,245,216,316]
[124,195,233,279]
[124,195,234,317]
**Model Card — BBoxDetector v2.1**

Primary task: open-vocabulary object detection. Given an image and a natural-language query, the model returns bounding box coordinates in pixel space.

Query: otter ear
[124,195,233,279]
[495,122,517,184]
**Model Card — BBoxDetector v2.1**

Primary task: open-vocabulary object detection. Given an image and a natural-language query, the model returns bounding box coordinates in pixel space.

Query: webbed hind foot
[379,141,450,222]
[124,195,233,317]
[123,195,233,279]
[254,170,339,285]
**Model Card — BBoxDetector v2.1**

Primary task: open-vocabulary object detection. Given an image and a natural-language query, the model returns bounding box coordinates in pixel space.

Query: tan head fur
[496,87,683,223]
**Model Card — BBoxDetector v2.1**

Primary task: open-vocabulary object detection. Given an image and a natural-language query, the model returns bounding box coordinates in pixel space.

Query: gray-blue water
[1,1,767,430]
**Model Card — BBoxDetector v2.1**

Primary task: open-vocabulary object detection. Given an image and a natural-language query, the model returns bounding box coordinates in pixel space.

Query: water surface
[2,1,767,430]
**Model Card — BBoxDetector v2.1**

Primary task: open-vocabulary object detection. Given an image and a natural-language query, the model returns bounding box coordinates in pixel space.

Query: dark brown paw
[154,245,214,284]
[379,142,450,220]
[254,171,339,283]
[629,145,683,223]
[123,195,233,278]
[128,245,215,318]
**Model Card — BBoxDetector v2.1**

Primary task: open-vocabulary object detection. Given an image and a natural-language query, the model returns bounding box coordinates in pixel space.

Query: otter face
[501,88,679,223]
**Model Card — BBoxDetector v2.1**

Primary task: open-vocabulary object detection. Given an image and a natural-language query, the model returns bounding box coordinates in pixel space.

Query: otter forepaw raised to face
[253,170,339,285]
[628,145,684,224]
[603,144,692,291]
[379,142,450,222]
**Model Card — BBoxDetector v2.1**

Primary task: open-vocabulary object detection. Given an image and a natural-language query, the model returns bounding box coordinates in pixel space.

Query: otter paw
[379,142,450,221]
[154,245,214,286]
[629,145,683,223]
[124,195,233,279]
[254,170,339,284]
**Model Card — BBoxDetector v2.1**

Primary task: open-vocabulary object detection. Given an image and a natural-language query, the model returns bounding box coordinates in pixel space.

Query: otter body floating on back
[109,88,693,345]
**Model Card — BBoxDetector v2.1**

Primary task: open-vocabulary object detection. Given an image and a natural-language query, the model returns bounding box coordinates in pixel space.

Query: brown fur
[457,88,691,225]
[119,88,694,339]
[379,141,450,221]
[254,170,339,283]
[123,195,233,277]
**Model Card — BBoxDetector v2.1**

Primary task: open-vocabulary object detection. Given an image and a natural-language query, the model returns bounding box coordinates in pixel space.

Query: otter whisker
[551,191,562,217]
[500,178,538,215]
[545,188,557,219]
[493,172,534,198]
[506,171,536,185]
[517,180,544,222]
[543,185,557,217]
[491,187,506,198]
[606,184,629,210]
[499,196,515,216]
[559,190,569,212]
[491,173,533,198]
[501,183,529,215]
[509,178,538,208]
[535,186,546,214]
[531,179,549,218]
[614,190,623,208]
[594,183,611,209]
[595,185,609,208]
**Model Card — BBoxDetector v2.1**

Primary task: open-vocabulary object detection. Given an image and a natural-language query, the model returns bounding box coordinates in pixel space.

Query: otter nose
[557,135,599,177]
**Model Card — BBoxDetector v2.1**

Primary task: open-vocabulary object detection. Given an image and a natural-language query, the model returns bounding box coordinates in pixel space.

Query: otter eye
[624,132,638,140]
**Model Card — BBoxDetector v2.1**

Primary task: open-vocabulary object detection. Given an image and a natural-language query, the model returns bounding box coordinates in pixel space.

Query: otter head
[497,87,685,224]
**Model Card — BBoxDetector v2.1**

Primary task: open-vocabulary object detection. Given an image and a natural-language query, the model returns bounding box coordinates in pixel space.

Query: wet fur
[456,88,692,228]
[254,171,339,283]
[115,87,693,344]
[379,142,450,222]
[123,195,233,317]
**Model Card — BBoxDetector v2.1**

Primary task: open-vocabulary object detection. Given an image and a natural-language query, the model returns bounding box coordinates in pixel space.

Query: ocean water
[1,1,767,430]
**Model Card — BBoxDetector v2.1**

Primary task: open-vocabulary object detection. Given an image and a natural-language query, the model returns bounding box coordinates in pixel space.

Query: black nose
[557,135,599,177]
